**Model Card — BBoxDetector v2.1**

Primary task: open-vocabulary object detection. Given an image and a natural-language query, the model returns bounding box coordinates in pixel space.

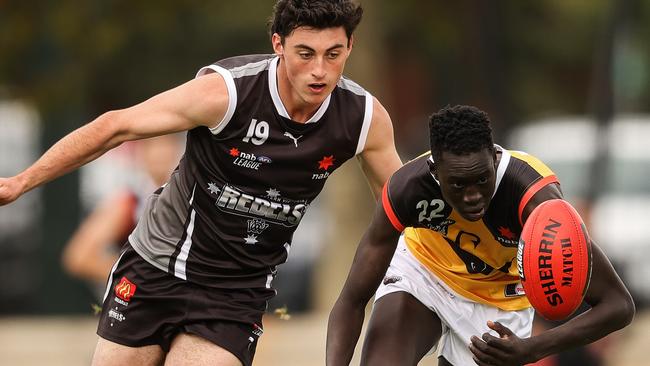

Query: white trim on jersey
[355,91,374,155]
[427,156,441,185]
[102,250,128,302]
[195,65,238,135]
[228,58,272,79]
[268,57,331,123]
[173,184,198,280]
[282,242,291,263]
[493,145,511,198]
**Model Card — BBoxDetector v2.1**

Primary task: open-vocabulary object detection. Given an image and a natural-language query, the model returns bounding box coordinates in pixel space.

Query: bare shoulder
[365,97,396,147]
[114,71,231,137]
[371,97,392,128]
[179,72,231,129]
[357,97,402,197]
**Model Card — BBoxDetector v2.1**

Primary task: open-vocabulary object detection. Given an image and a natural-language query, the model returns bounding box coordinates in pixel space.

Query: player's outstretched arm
[0,72,229,207]
[470,241,635,366]
[357,97,402,199]
[469,184,635,365]
[326,200,401,366]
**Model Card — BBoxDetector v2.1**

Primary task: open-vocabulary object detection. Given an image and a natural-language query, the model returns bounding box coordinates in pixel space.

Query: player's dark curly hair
[429,105,495,161]
[269,0,363,45]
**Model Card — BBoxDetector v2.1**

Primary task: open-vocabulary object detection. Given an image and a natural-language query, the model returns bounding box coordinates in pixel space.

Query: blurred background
[1,0,650,365]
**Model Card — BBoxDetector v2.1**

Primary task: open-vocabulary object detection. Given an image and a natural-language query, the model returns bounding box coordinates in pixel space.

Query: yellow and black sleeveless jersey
[381,146,558,310]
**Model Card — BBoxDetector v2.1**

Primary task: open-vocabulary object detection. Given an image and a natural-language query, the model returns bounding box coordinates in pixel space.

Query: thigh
[164,333,242,366]
[92,337,164,366]
[361,291,442,366]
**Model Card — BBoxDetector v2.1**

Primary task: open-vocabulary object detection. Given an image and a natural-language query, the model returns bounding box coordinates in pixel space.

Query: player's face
[432,149,497,222]
[273,26,352,114]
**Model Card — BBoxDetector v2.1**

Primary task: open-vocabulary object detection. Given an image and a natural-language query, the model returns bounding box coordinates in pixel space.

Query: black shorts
[97,243,271,366]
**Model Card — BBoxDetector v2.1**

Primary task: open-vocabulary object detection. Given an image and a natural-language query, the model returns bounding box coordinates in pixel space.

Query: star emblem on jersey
[244,234,259,245]
[207,182,221,195]
[266,188,281,199]
[498,226,516,240]
[229,147,240,157]
[318,155,335,170]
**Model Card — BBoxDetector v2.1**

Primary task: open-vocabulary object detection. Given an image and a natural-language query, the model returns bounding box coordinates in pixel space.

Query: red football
[517,199,592,321]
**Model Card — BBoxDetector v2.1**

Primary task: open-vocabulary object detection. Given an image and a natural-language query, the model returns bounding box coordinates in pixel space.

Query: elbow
[618,292,636,328]
[331,289,367,318]
[607,291,636,331]
[95,110,129,149]
[61,249,86,278]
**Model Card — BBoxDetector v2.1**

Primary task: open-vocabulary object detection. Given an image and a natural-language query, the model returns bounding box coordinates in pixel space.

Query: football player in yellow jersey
[327,105,635,366]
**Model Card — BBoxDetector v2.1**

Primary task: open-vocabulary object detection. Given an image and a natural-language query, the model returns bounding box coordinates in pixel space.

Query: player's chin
[303,92,329,106]
[460,208,485,221]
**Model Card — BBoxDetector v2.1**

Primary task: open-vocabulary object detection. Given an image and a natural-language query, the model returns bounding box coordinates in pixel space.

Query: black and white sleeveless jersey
[129,54,374,289]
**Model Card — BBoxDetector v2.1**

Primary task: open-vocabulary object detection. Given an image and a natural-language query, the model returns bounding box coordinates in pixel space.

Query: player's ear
[347,34,354,51]
[272,33,284,56]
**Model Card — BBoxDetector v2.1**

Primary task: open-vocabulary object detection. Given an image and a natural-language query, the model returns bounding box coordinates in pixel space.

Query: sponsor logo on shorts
[108,307,126,322]
[252,323,264,337]
[114,277,137,302]
[382,275,402,285]
[113,297,129,306]
[505,282,526,297]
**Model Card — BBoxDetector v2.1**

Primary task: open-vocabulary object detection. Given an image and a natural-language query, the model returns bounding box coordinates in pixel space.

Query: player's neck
[276,61,322,123]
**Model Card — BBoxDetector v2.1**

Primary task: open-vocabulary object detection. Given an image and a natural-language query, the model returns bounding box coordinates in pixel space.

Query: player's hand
[0,177,24,206]
[469,320,536,366]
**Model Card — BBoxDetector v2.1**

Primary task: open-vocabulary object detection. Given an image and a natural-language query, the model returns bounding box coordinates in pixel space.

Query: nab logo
[114,277,137,302]
[312,155,336,180]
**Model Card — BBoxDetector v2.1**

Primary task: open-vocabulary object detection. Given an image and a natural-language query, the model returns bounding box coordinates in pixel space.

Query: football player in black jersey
[0,1,402,365]
[327,105,634,366]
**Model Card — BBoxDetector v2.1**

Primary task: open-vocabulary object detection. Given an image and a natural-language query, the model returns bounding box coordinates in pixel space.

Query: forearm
[326,236,398,364]
[529,299,634,361]
[16,112,124,194]
[326,295,367,365]
[530,241,636,361]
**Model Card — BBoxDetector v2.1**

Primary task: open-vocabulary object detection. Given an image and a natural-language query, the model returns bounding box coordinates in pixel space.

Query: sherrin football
[517,199,592,321]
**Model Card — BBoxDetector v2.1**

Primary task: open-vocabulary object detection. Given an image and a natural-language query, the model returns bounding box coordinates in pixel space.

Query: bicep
[357,98,402,199]
[113,72,230,140]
